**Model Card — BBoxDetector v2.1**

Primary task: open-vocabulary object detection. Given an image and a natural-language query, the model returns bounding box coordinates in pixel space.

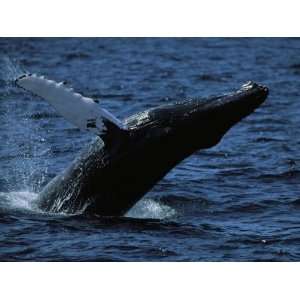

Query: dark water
[0,38,299,261]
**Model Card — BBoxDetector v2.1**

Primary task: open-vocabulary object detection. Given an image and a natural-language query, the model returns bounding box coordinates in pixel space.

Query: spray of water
[0,57,50,212]
[126,198,176,220]
[0,191,39,212]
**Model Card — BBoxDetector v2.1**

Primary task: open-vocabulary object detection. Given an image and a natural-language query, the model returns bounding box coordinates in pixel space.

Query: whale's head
[126,82,268,156]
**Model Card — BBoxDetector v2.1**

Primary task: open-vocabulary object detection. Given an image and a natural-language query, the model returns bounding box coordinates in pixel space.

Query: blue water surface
[0,38,299,261]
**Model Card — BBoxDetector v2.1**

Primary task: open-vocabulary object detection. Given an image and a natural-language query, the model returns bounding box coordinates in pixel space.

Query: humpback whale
[16,75,268,216]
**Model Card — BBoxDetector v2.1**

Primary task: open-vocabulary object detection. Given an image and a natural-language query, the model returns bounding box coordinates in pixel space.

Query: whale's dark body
[37,82,268,216]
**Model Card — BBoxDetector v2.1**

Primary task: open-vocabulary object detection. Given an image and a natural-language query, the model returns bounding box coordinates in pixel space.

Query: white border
[1,0,300,36]
[1,1,300,299]
[1,262,299,300]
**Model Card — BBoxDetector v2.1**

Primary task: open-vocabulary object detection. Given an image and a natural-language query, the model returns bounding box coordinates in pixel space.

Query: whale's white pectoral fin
[15,74,127,136]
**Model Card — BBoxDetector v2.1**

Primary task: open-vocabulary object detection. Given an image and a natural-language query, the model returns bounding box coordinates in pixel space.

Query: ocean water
[0,38,299,261]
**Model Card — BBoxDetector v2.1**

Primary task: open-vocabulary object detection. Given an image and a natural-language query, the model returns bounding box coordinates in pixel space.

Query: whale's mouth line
[217,81,266,101]
[218,81,268,111]
[241,81,268,94]
[240,81,264,91]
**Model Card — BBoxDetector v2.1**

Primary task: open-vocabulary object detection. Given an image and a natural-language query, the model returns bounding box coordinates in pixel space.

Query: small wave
[289,63,300,69]
[194,73,228,82]
[26,112,59,120]
[126,198,176,220]
[64,52,90,61]
[217,167,256,177]
[254,137,286,143]
[289,198,300,207]
[228,202,267,214]
[89,93,133,101]
[257,169,300,181]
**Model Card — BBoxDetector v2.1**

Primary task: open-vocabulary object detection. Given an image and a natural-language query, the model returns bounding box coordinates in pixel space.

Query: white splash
[0,191,39,212]
[126,198,176,220]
